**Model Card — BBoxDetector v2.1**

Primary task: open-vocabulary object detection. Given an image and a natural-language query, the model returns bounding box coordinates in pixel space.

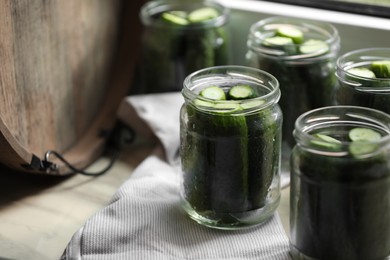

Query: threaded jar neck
[247,16,340,63]
[336,48,390,92]
[182,65,280,114]
[293,105,390,158]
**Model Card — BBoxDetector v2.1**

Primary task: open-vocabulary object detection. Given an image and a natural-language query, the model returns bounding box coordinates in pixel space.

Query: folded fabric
[117,92,183,164]
[61,92,291,260]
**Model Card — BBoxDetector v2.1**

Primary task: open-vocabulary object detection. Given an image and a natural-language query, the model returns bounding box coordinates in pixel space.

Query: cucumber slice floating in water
[193,100,241,112]
[299,39,329,55]
[200,86,226,100]
[276,26,304,44]
[370,60,390,78]
[349,142,378,157]
[348,128,381,157]
[314,133,342,143]
[311,133,342,150]
[228,85,255,100]
[214,102,241,112]
[263,36,296,55]
[162,12,189,25]
[188,7,219,23]
[263,36,294,46]
[198,85,260,111]
[193,99,215,108]
[347,67,376,79]
[348,127,381,142]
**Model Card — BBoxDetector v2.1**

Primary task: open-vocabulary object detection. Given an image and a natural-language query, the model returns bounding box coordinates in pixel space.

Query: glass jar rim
[294,105,390,157]
[336,47,390,90]
[247,16,340,62]
[140,0,229,29]
[182,65,280,113]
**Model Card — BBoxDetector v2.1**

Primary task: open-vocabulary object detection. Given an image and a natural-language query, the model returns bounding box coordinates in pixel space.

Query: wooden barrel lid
[0,0,143,175]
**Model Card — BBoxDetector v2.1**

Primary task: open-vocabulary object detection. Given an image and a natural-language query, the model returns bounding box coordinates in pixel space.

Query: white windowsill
[218,0,390,30]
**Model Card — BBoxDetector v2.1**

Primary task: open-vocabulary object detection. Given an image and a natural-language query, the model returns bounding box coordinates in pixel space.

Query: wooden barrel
[0,0,144,175]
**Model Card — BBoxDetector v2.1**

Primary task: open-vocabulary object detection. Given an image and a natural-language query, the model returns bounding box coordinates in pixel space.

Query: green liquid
[180,101,281,227]
[291,133,390,259]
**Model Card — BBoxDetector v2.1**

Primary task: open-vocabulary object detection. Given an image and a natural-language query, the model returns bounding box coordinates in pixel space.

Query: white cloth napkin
[61,92,291,260]
[117,92,183,164]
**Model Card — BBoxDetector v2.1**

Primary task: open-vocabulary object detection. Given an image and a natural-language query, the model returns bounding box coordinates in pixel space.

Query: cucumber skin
[246,108,282,209]
[181,104,249,214]
[180,102,281,215]
[290,147,390,260]
[371,61,390,78]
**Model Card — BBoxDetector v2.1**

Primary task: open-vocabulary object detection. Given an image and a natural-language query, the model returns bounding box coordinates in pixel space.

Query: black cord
[41,121,134,176]
[44,149,120,176]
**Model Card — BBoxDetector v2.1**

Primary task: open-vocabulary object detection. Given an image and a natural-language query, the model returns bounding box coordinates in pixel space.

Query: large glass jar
[180,66,282,229]
[290,106,390,260]
[136,0,231,93]
[335,48,390,113]
[246,16,340,175]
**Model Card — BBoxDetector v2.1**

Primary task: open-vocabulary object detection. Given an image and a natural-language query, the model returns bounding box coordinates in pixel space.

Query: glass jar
[136,0,231,94]
[335,48,390,113]
[290,106,390,260]
[246,16,340,175]
[180,65,282,229]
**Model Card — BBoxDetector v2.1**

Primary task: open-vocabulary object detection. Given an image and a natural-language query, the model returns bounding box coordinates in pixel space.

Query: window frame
[259,0,390,19]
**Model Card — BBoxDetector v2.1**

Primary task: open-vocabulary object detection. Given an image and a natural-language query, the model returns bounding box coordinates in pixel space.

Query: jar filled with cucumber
[290,106,390,260]
[136,0,231,93]
[335,48,390,113]
[180,66,282,229]
[246,16,340,175]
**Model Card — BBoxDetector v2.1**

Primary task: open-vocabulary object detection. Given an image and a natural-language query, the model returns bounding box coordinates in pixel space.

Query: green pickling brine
[180,66,282,229]
[246,16,340,176]
[335,48,390,114]
[290,106,390,260]
[136,0,231,93]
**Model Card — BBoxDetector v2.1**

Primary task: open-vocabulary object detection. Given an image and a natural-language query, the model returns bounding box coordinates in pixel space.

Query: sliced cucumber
[228,85,255,100]
[193,99,240,113]
[347,67,376,79]
[169,11,187,19]
[188,7,219,23]
[370,60,390,78]
[349,142,378,158]
[263,36,296,55]
[299,39,329,55]
[263,36,293,46]
[162,12,189,25]
[214,102,241,113]
[276,25,304,44]
[314,133,342,144]
[348,128,381,158]
[348,127,381,142]
[240,100,265,109]
[194,99,215,108]
[311,133,342,150]
[199,86,226,100]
